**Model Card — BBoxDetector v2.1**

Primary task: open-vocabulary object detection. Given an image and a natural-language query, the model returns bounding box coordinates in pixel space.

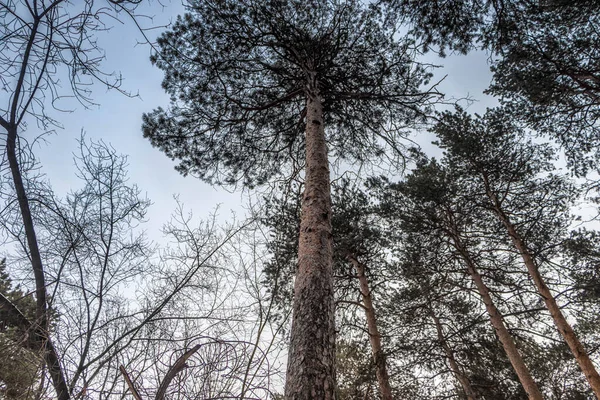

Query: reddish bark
[449,226,544,400]
[486,187,600,399]
[349,257,393,400]
[284,88,336,400]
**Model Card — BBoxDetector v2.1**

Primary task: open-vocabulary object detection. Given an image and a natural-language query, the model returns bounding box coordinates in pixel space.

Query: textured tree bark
[450,230,544,400]
[489,195,600,399]
[429,307,478,400]
[349,257,393,400]
[284,88,336,399]
[6,126,70,400]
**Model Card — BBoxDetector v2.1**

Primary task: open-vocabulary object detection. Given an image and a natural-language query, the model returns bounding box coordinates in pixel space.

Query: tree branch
[119,366,143,400]
[155,344,202,400]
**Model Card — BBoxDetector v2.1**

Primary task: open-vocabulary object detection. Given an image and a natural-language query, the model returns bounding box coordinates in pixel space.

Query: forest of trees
[1,0,600,399]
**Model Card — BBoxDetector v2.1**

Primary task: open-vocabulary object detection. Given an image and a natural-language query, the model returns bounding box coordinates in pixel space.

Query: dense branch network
[143,0,439,187]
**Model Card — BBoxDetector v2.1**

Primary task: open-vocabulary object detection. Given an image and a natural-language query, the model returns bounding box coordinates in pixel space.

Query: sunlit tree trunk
[485,184,600,399]
[449,226,544,400]
[349,256,393,400]
[285,84,336,400]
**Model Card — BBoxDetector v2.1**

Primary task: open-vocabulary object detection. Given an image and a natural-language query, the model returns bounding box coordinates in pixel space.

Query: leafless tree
[0,1,155,398]
[0,137,150,398]
[115,206,287,400]
[1,137,284,399]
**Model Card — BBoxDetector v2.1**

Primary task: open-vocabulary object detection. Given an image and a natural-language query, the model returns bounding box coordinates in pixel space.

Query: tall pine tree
[433,108,600,397]
[143,1,436,397]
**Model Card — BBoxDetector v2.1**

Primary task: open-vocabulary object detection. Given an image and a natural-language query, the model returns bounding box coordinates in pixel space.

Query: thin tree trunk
[6,127,70,400]
[449,229,544,400]
[155,345,201,400]
[119,366,143,400]
[487,191,600,399]
[348,256,393,400]
[284,85,336,399]
[429,306,478,400]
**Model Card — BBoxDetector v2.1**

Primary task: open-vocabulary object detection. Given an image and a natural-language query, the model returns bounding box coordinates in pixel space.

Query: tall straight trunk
[429,307,478,400]
[6,127,70,400]
[349,257,393,400]
[487,190,600,399]
[449,230,544,400]
[284,88,336,400]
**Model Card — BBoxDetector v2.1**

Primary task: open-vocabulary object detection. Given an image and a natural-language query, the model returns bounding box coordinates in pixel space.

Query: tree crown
[143,0,437,187]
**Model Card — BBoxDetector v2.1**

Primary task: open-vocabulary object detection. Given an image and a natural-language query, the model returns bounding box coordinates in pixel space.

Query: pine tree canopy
[488,3,600,173]
[383,0,532,55]
[142,0,437,188]
[387,0,600,173]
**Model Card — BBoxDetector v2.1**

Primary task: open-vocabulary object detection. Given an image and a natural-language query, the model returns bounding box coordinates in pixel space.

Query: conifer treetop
[143,0,438,187]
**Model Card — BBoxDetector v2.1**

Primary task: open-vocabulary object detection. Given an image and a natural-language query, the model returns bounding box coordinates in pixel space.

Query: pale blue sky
[29,1,498,241]
[31,1,244,240]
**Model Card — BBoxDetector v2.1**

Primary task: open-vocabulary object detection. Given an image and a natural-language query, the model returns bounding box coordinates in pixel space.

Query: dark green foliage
[374,158,592,399]
[464,336,527,399]
[261,179,400,395]
[382,0,532,55]
[336,340,379,399]
[331,179,388,262]
[434,109,580,262]
[387,0,600,173]
[0,259,41,400]
[0,259,36,330]
[487,3,600,174]
[526,341,590,400]
[330,179,395,310]
[143,0,435,187]
[559,230,600,358]
[261,178,393,327]
[261,183,303,327]
[374,175,532,399]
[366,104,600,398]
[430,108,579,301]
[433,107,578,256]
[563,230,600,302]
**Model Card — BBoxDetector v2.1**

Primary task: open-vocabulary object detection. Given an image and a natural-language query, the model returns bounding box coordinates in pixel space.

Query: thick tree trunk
[284,89,336,400]
[450,231,544,400]
[6,127,70,400]
[429,307,478,400]
[490,198,600,399]
[349,257,393,400]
